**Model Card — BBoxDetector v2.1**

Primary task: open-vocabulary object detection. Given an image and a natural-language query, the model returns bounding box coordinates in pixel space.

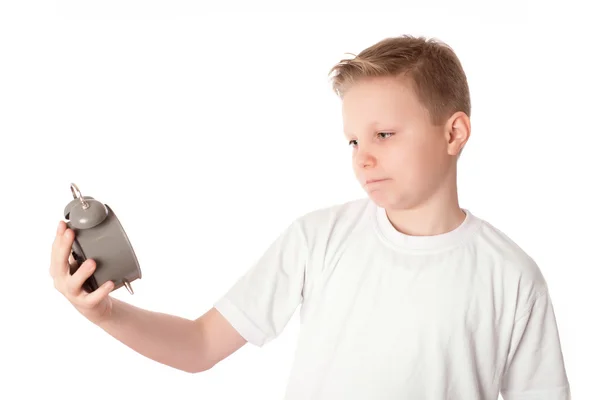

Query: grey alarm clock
[63,183,141,295]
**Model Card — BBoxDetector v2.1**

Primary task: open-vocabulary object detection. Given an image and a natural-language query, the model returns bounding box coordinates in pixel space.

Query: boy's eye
[348,132,393,147]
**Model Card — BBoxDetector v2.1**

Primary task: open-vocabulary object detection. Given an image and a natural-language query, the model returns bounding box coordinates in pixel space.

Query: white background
[0,1,597,399]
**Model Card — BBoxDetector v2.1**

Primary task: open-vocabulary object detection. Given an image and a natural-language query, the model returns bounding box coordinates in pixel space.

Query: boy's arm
[52,221,248,374]
[195,306,248,369]
[97,299,247,373]
[94,217,308,372]
[499,289,571,399]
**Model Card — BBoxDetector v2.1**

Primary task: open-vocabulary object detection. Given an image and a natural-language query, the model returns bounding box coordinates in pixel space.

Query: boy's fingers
[66,259,95,296]
[56,220,66,235]
[59,229,75,269]
[52,222,64,250]
[83,280,114,307]
[51,222,66,260]
[50,222,69,277]
[50,225,75,279]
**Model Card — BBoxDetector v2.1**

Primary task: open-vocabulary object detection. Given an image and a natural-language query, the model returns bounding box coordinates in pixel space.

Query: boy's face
[342,76,464,210]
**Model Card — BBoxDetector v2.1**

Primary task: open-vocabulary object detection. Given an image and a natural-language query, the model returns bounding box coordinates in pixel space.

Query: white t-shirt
[214,198,570,400]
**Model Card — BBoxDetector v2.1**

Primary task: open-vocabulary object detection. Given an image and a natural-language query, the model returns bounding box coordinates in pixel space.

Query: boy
[50,35,570,399]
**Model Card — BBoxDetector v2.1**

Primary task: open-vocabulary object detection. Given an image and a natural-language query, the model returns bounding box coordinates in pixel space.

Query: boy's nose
[355,149,376,169]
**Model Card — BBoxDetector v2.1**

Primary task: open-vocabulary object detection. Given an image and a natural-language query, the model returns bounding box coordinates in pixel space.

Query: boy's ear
[445,111,470,156]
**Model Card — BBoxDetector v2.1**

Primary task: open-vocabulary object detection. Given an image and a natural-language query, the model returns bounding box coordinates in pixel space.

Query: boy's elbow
[184,359,214,374]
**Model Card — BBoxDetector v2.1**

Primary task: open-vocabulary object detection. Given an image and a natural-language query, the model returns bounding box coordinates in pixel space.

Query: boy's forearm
[96,298,210,373]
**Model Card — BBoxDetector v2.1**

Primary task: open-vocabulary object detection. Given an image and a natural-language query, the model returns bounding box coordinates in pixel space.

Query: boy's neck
[384,174,465,237]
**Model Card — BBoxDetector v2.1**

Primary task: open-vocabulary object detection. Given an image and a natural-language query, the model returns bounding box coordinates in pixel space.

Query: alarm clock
[63,183,141,295]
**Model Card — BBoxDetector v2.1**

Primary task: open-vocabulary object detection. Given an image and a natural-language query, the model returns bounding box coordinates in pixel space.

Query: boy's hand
[50,221,115,325]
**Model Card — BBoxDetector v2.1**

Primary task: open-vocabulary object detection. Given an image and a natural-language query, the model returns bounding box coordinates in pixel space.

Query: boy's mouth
[365,178,390,185]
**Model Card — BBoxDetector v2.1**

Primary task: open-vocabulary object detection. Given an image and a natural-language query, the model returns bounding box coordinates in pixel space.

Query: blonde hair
[328,35,471,127]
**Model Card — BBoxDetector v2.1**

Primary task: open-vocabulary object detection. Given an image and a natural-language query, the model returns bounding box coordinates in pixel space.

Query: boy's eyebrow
[345,122,400,136]
[342,128,354,138]
[344,121,379,135]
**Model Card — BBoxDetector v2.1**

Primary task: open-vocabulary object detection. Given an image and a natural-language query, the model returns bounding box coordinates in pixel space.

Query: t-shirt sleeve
[213,219,308,348]
[500,289,571,400]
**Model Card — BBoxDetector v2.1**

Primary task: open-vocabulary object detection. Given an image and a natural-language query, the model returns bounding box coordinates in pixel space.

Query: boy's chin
[366,190,408,210]
[366,187,426,211]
